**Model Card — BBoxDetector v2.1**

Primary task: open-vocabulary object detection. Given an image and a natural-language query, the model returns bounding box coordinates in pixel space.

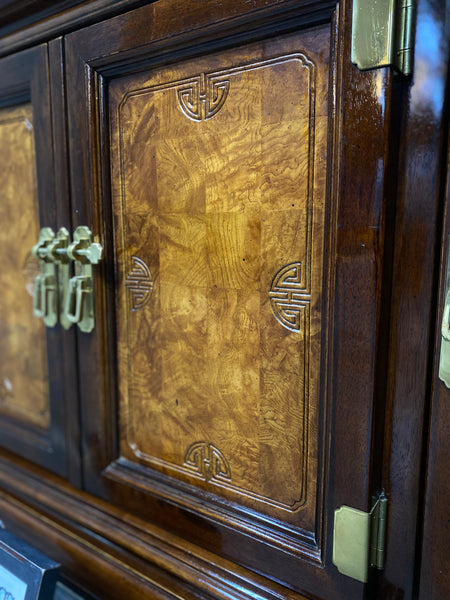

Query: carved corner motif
[184,442,231,483]
[177,75,230,122]
[125,256,154,311]
[269,262,309,333]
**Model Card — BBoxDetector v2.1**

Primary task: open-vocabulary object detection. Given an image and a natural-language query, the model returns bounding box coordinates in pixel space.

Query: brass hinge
[332,492,388,583]
[351,0,415,75]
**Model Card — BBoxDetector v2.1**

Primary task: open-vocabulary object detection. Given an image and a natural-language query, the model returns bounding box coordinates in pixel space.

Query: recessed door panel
[108,29,329,540]
[0,103,50,429]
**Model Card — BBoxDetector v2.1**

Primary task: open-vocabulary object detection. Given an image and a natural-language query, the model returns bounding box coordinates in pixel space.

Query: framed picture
[0,529,59,600]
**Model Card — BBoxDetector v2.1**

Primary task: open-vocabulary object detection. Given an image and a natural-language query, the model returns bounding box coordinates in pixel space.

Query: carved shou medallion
[184,442,231,483]
[269,262,310,332]
[125,256,153,311]
[177,74,230,121]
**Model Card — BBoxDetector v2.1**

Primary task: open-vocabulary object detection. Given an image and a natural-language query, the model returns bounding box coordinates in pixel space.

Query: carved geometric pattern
[177,74,230,121]
[269,262,309,332]
[184,441,232,482]
[125,256,154,311]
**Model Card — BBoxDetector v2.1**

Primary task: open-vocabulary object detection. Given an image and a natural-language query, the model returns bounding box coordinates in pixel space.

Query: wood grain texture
[0,0,336,59]
[47,38,83,486]
[110,30,329,529]
[2,1,449,600]
[0,0,156,57]
[63,0,408,597]
[0,102,49,429]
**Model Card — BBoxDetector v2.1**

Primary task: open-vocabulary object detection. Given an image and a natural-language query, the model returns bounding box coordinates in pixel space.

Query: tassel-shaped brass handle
[31,225,103,332]
[31,228,58,327]
[32,272,57,324]
[64,226,103,333]
[64,275,91,325]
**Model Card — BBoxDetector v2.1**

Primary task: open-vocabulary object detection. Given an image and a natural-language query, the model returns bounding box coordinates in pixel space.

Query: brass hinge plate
[351,0,415,75]
[333,493,388,583]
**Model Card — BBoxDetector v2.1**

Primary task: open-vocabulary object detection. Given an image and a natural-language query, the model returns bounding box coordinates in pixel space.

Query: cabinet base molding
[0,457,309,600]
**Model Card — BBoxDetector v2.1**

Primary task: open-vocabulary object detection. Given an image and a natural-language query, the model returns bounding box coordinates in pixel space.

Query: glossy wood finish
[378,1,450,597]
[418,12,450,592]
[0,455,313,600]
[0,0,72,29]
[63,0,404,597]
[0,0,154,58]
[0,102,49,429]
[419,203,450,597]
[0,1,448,599]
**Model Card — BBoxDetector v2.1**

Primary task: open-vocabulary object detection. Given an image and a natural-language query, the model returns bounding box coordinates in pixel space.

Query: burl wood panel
[0,103,50,429]
[110,29,329,526]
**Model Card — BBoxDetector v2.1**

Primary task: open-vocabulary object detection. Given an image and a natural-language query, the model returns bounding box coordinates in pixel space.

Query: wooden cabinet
[0,1,448,599]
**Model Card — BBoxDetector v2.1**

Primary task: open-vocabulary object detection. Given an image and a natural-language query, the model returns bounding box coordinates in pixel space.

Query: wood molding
[0,0,336,58]
[0,0,153,56]
[0,455,311,600]
[0,0,84,28]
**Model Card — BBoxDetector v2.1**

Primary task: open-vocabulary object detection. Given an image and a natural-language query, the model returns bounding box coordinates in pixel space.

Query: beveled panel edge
[0,455,312,600]
[0,47,35,109]
[103,458,321,563]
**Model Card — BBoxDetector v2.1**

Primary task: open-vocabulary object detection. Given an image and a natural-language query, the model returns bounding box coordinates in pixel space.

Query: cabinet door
[66,1,395,598]
[0,44,79,480]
